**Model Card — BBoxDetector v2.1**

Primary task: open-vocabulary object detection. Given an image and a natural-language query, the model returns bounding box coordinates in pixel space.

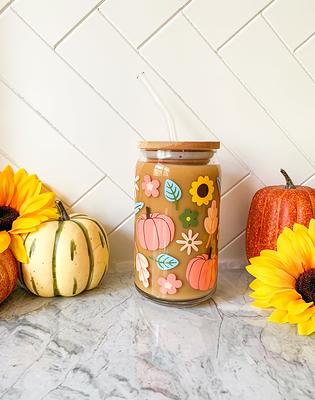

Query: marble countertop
[0,265,313,400]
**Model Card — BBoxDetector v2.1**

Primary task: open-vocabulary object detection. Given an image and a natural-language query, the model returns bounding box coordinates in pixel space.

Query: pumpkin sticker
[134,201,144,214]
[135,253,150,288]
[164,179,182,210]
[179,208,198,228]
[204,200,218,248]
[186,254,218,291]
[151,253,179,271]
[176,229,202,255]
[136,207,175,251]
[158,273,182,295]
[189,176,214,206]
[142,175,160,198]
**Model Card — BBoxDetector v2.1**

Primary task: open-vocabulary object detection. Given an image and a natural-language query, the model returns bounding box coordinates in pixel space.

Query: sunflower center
[0,206,19,231]
[296,269,315,303]
[197,183,209,198]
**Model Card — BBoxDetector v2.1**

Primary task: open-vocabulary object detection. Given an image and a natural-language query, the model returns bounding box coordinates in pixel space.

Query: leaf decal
[156,253,179,270]
[136,253,150,288]
[134,201,144,214]
[204,200,218,248]
[164,179,182,210]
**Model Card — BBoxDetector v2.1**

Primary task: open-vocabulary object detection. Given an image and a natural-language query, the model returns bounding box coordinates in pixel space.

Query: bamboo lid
[138,141,220,151]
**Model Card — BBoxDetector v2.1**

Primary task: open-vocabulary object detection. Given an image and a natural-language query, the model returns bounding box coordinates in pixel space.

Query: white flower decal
[176,229,202,255]
[134,175,140,192]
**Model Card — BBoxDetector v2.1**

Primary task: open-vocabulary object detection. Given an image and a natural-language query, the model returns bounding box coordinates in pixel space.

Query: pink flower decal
[158,273,182,295]
[141,175,160,198]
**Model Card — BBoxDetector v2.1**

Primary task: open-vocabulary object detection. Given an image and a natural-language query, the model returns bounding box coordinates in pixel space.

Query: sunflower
[0,165,58,263]
[189,176,214,206]
[246,220,315,336]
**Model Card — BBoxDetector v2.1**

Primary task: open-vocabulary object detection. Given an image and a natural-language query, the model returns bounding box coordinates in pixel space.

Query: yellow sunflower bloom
[246,219,315,335]
[189,176,214,206]
[0,165,58,263]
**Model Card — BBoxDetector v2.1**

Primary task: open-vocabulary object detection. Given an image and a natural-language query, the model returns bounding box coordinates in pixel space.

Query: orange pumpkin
[186,254,218,291]
[246,169,315,260]
[0,249,18,304]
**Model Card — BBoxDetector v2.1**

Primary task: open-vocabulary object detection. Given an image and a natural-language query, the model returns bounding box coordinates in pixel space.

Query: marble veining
[0,264,314,400]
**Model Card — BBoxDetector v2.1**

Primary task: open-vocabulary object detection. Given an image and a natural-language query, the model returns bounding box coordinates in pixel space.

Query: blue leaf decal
[156,253,179,270]
[164,179,182,210]
[134,202,144,214]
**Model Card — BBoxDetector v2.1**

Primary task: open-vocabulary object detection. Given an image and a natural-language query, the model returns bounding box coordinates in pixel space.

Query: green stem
[280,169,296,189]
[55,200,70,221]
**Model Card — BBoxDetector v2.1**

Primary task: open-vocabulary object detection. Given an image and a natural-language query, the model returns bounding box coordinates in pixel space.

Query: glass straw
[137,72,177,141]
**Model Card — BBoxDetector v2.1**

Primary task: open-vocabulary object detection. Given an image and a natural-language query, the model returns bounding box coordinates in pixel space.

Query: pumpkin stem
[145,206,151,219]
[280,169,296,189]
[55,200,70,221]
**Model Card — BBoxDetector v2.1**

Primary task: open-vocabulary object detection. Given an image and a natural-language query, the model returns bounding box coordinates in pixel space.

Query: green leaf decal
[156,253,179,270]
[134,201,144,214]
[164,179,181,210]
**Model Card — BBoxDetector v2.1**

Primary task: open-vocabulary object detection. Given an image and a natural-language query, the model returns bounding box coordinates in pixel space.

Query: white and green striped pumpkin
[20,200,109,297]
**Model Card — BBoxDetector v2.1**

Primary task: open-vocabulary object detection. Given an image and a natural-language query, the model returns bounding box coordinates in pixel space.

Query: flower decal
[158,273,182,294]
[141,175,160,198]
[176,229,202,255]
[246,219,315,336]
[179,208,198,228]
[189,176,214,206]
[136,253,150,288]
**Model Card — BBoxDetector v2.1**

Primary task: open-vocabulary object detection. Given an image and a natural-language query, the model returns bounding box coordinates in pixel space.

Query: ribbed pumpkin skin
[0,249,18,304]
[246,185,315,259]
[20,214,109,297]
[186,254,217,291]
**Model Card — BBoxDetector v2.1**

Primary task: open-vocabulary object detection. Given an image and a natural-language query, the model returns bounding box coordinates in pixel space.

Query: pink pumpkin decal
[186,254,218,291]
[137,207,175,251]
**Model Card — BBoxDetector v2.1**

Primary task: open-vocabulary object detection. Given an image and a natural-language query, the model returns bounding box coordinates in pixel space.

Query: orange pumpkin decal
[137,207,175,251]
[246,169,315,260]
[0,249,18,304]
[186,254,217,291]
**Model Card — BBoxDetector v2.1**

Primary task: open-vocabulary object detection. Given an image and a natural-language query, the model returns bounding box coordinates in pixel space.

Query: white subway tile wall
[0,0,314,265]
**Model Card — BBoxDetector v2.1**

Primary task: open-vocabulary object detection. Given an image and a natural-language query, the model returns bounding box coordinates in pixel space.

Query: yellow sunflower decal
[246,220,315,336]
[0,165,58,263]
[189,176,214,206]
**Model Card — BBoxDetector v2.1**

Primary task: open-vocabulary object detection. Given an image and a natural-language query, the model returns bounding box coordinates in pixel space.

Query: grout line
[183,13,315,171]
[0,0,14,16]
[53,0,108,49]
[216,0,276,52]
[0,74,107,177]
[108,212,134,235]
[11,8,145,143]
[262,14,315,87]
[221,173,251,199]
[69,175,107,208]
[301,173,315,186]
[294,31,315,54]
[136,0,193,50]
[219,229,245,254]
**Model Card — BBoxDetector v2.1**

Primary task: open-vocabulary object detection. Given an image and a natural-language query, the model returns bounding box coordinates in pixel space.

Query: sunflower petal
[0,165,15,206]
[246,264,296,288]
[10,216,42,234]
[297,315,315,335]
[0,231,11,253]
[19,192,55,216]
[268,309,289,323]
[288,307,315,324]
[277,228,306,275]
[259,249,300,279]
[9,234,28,263]
[287,299,313,315]
[269,289,301,310]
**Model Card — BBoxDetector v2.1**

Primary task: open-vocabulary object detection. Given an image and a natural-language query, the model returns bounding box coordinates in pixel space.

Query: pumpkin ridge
[151,218,160,249]
[0,263,10,301]
[186,257,201,285]
[276,190,287,243]
[74,216,109,251]
[72,220,94,291]
[257,192,269,256]
[30,275,39,296]
[52,221,64,296]
[155,215,172,245]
